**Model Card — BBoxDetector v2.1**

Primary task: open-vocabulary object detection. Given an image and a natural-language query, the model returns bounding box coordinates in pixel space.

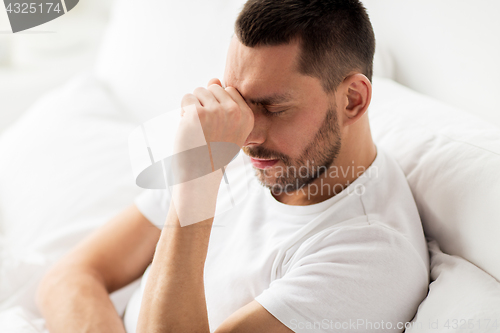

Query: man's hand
[167,79,255,227]
[179,78,254,150]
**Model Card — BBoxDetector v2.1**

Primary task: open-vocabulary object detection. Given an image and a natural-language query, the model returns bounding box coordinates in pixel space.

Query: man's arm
[36,204,161,333]
[135,80,293,333]
[136,199,293,333]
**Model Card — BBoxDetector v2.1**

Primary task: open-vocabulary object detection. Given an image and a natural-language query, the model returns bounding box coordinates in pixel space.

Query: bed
[1,0,499,331]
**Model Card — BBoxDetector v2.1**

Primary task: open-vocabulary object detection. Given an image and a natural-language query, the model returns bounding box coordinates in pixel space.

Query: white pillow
[405,239,500,333]
[0,73,142,316]
[93,0,247,122]
[369,77,500,281]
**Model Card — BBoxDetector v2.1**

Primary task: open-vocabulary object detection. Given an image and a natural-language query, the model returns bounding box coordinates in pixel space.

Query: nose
[243,107,269,147]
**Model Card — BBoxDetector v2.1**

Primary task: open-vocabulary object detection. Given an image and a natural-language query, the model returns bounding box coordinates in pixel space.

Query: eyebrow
[247,92,293,106]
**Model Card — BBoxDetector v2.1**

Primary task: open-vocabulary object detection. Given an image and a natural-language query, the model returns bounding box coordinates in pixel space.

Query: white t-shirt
[123,147,430,333]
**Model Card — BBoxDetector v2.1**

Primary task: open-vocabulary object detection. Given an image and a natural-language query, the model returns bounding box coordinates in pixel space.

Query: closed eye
[262,106,288,117]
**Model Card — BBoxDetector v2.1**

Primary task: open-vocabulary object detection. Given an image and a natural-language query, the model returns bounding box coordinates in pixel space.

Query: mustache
[242,146,291,164]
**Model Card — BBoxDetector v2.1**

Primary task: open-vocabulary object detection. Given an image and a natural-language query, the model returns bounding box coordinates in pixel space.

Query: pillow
[93,0,247,122]
[0,73,142,316]
[405,239,500,333]
[369,77,500,281]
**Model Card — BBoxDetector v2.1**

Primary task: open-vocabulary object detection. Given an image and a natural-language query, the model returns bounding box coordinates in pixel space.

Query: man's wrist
[167,169,223,227]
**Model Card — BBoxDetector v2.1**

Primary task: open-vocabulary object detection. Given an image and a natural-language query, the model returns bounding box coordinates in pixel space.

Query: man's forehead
[224,37,301,104]
[224,75,295,106]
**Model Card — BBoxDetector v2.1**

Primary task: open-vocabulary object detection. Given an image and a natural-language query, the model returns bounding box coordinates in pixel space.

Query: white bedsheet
[0,307,46,333]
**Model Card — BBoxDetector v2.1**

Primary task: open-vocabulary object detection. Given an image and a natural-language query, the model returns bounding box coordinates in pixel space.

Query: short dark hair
[235,0,375,92]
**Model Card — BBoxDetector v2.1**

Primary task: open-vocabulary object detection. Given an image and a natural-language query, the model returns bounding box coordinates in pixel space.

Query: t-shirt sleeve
[254,224,429,333]
[134,189,172,228]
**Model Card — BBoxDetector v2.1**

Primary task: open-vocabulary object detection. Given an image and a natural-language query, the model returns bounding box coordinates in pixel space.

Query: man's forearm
[37,268,126,333]
[136,204,213,333]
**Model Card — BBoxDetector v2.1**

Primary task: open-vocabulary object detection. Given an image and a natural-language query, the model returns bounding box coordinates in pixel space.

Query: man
[37,1,429,332]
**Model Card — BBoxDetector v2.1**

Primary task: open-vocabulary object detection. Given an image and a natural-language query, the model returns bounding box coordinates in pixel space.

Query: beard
[242,102,342,193]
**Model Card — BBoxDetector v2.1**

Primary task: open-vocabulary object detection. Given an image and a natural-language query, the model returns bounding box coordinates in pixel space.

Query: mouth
[249,157,280,169]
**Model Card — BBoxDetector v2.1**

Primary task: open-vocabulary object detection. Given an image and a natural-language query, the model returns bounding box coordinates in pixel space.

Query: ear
[337,73,372,127]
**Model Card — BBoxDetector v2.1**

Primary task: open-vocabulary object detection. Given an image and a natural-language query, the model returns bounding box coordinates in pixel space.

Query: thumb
[207,78,222,88]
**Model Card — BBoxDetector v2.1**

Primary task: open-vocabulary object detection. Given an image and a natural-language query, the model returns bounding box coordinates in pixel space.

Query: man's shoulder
[358,147,422,233]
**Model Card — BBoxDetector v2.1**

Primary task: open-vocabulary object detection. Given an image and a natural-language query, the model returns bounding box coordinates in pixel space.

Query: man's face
[223,36,342,193]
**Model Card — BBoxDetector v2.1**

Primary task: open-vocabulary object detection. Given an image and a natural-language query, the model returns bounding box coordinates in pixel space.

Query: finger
[225,86,251,113]
[207,83,234,106]
[181,93,202,116]
[193,87,219,108]
[207,78,222,88]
